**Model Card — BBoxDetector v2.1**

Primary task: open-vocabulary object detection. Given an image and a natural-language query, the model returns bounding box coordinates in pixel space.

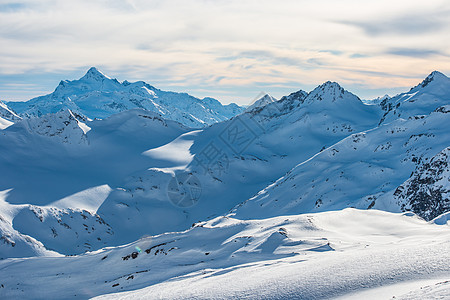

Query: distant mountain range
[5,67,244,128]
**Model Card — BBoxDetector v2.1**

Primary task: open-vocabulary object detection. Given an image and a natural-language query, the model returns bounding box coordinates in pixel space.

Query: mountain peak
[246,93,278,112]
[306,81,354,103]
[419,71,449,88]
[305,81,361,104]
[81,67,110,81]
[320,81,343,90]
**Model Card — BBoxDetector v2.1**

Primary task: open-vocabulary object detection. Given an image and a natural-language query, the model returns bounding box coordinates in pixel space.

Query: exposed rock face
[15,109,90,144]
[394,147,450,220]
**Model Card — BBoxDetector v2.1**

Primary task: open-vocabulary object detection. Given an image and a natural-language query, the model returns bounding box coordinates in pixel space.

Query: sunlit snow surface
[0,209,448,299]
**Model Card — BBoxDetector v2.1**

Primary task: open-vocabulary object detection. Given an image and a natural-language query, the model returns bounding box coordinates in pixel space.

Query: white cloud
[0,0,449,103]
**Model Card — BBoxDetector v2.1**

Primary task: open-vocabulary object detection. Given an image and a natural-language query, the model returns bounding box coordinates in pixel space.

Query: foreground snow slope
[6,67,244,128]
[0,209,448,299]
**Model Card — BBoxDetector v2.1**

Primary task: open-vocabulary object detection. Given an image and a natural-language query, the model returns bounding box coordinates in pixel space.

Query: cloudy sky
[1,0,449,105]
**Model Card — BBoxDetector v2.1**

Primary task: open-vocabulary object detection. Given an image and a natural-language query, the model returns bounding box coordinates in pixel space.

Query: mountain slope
[10,109,90,144]
[232,104,450,221]
[0,100,20,121]
[379,71,450,124]
[94,81,381,247]
[6,67,244,128]
[0,80,382,254]
[0,100,20,129]
[393,146,450,220]
[0,209,448,299]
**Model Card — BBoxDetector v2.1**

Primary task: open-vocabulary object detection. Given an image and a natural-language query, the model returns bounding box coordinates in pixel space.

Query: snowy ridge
[380,71,450,124]
[0,100,20,129]
[362,94,391,105]
[6,67,244,128]
[11,109,90,144]
[245,93,278,112]
[0,100,20,121]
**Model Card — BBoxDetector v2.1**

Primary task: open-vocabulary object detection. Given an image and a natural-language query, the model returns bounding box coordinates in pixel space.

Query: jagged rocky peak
[404,70,450,93]
[306,81,360,103]
[379,70,450,125]
[394,147,450,221]
[279,89,308,104]
[419,71,449,88]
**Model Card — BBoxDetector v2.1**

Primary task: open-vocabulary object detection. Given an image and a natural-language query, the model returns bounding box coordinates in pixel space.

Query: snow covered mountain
[1,72,448,254]
[0,108,190,257]
[92,80,382,247]
[245,93,278,112]
[232,104,450,220]
[0,79,382,255]
[379,71,450,124]
[362,94,391,105]
[6,67,244,128]
[0,70,449,299]
[11,109,90,144]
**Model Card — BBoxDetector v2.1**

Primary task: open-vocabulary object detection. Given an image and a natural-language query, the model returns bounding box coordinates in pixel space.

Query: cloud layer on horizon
[0,0,449,104]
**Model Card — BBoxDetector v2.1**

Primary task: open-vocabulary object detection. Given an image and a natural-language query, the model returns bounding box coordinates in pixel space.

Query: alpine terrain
[0,69,449,299]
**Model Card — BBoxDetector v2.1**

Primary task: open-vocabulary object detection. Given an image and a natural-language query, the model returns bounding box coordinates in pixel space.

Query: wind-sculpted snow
[6,67,244,128]
[0,209,448,299]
